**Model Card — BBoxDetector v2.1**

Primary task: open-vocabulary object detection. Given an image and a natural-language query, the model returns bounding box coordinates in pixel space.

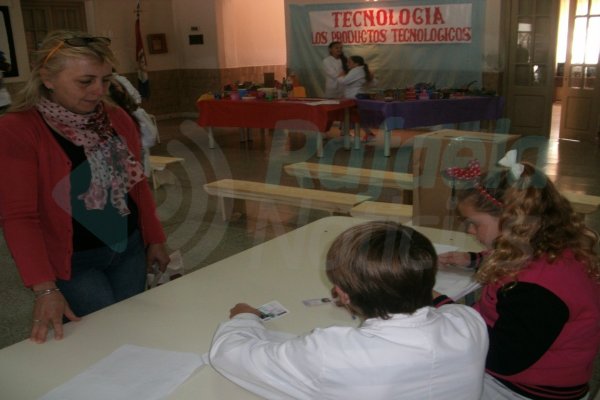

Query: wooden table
[0,216,482,399]
[196,98,356,158]
[356,96,505,156]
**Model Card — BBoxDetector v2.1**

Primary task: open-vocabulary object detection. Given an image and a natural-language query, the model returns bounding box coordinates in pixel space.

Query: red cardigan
[0,104,166,287]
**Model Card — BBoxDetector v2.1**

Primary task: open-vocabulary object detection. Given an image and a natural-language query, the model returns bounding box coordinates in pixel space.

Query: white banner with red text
[309,4,472,46]
[288,1,484,98]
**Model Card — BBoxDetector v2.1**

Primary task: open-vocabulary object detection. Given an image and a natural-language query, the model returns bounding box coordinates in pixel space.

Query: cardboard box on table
[412,129,520,231]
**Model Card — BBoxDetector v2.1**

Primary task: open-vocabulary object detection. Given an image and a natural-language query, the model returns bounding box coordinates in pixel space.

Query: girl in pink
[434,151,600,399]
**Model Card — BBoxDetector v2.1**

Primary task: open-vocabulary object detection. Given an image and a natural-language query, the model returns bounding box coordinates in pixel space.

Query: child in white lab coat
[210,221,489,400]
[338,55,377,141]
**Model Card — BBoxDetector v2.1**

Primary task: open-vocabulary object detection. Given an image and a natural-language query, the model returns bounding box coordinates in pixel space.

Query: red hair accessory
[476,185,503,208]
[445,159,481,181]
[445,159,503,208]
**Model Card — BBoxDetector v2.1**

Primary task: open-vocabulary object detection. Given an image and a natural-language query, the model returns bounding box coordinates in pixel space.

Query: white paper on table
[433,243,458,255]
[301,100,341,106]
[433,243,481,300]
[40,344,206,400]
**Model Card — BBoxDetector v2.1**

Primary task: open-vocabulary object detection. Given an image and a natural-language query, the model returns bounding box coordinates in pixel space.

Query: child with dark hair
[210,221,488,399]
[435,150,600,399]
[0,50,11,112]
[337,55,376,142]
[337,55,373,99]
[109,74,158,176]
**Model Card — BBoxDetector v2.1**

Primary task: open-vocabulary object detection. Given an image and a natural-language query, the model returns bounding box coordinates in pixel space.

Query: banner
[135,2,149,99]
[309,4,472,46]
[288,1,484,98]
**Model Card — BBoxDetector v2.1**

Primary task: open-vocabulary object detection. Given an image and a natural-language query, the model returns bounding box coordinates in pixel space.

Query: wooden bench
[348,193,599,224]
[283,162,600,217]
[204,179,372,221]
[350,201,413,223]
[284,162,414,191]
[561,191,600,215]
[149,155,184,190]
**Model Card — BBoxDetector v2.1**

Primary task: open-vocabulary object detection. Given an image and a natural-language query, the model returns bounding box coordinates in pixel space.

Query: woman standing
[0,31,170,343]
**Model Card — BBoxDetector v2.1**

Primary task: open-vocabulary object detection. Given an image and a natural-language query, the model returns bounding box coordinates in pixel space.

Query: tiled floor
[1,106,599,391]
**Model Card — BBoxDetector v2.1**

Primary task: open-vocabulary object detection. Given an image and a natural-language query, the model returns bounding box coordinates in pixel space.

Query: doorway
[557,0,600,142]
[504,0,560,138]
[503,0,599,142]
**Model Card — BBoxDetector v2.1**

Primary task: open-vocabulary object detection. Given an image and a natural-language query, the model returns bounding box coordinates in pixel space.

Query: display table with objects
[356,96,505,156]
[196,98,356,158]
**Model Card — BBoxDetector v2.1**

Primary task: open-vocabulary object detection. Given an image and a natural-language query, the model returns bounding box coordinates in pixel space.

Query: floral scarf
[37,97,145,216]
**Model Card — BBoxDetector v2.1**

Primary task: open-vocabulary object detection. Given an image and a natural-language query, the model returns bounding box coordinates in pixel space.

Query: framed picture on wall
[0,6,18,77]
[147,33,167,54]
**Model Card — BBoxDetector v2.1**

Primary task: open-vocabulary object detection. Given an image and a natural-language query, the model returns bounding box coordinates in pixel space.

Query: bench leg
[152,170,159,190]
[317,132,323,158]
[218,196,234,221]
[384,129,391,157]
[208,127,216,149]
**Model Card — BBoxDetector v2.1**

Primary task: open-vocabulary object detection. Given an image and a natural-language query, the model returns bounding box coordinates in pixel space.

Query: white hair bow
[498,150,524,179]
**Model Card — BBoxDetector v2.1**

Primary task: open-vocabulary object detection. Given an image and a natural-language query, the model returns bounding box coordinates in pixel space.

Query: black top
[51,130,139,252]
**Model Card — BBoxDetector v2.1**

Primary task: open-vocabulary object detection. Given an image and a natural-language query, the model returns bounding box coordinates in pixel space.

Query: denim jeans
[56,230,146,318]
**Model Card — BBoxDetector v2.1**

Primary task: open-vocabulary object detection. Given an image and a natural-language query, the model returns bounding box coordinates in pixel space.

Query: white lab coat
[210,305,488,400]
[338,65,367,99]
[322,55,344,98]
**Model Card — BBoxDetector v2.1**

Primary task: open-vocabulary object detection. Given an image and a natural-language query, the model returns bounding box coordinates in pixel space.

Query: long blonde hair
[457,162,600,284]
[9,30,117,112]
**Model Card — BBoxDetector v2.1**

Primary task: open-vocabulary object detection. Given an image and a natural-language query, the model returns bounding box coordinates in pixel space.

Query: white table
[0,216,482,399]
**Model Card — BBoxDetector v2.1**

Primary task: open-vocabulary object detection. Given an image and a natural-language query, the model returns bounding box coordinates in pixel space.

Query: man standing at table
[322,41,346,99]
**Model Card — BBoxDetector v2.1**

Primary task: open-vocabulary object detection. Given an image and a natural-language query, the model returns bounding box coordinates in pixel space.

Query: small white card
[302,297,332,307]
[257,300,289,321]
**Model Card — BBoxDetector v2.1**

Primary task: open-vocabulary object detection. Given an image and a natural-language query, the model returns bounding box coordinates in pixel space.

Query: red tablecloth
[356,96,505,129]
[196,98,356,132]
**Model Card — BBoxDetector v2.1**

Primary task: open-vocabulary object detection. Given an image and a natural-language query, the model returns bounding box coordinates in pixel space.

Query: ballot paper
[433,243,481,300]
[40,344,205,400]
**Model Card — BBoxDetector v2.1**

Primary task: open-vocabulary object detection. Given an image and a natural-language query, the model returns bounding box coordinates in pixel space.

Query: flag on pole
[135,1,149,99]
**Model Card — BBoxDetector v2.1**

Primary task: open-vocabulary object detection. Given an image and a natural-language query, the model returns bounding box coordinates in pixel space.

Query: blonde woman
[0,31,169,343]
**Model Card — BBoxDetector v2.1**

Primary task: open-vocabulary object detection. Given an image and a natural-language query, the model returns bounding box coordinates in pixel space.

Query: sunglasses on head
[43,36,111,66]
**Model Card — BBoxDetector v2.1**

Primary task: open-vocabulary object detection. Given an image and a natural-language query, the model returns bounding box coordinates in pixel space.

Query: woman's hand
[437,251,470,268]
[30,283,80,343]
[229,303,261,318]
[146,243,170,273]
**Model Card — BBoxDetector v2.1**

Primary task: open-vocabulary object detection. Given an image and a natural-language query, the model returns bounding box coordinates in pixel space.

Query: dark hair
[326,222,437,319]
[349,55,373,82]
[457,162,600,282]
[328,41,341,50]
[108,79,139,126]
[328,41,349,73]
